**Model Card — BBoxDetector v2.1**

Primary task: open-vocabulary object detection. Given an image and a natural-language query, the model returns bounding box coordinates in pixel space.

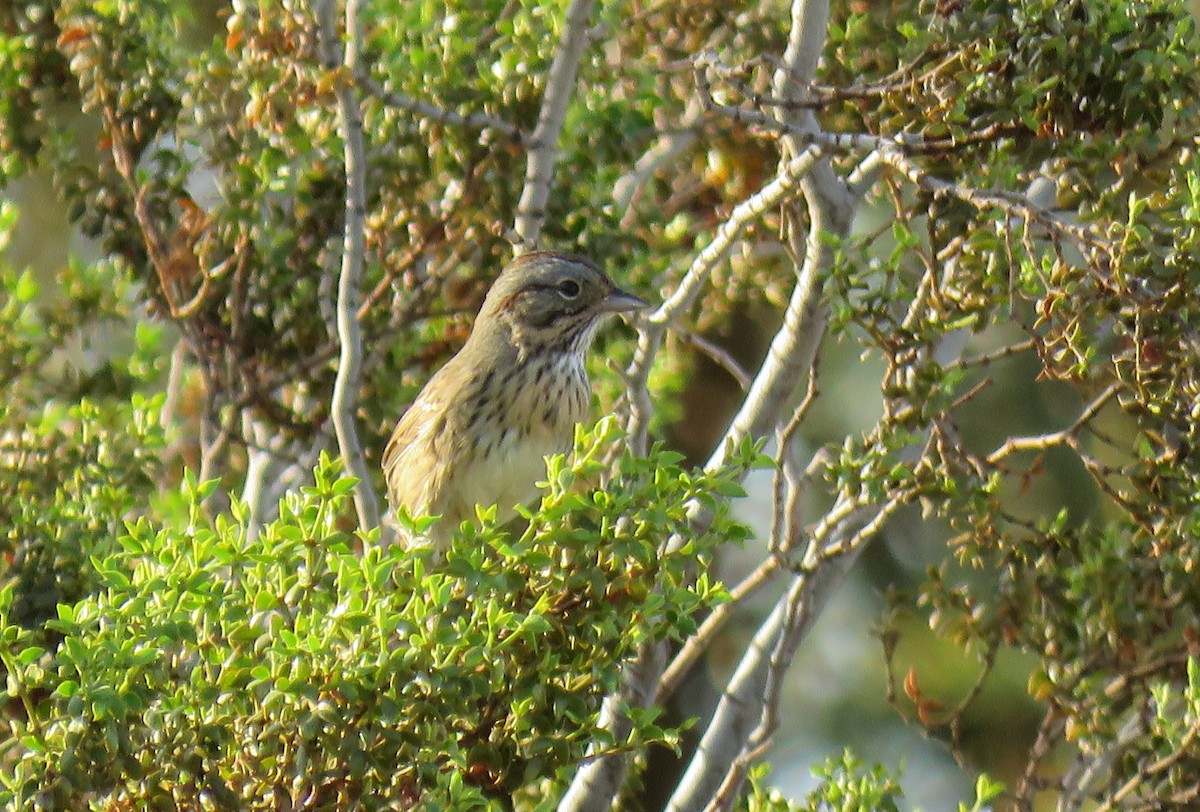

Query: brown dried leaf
[903,666,922,703]
[56,27,91,48]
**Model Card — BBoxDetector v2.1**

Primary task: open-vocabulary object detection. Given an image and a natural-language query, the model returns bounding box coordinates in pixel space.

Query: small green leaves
[960,773,1005,812]
[742,752,905,812]
[0,422,750,807]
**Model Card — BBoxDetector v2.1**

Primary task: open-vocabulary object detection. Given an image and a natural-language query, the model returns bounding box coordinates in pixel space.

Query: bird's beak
[599,287,649,314]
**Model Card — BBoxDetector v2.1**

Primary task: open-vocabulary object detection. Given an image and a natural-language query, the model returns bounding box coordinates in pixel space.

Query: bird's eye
[558,279,581,299]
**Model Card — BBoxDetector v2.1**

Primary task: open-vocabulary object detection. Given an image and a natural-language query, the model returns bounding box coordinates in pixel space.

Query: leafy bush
[1,421,754,809]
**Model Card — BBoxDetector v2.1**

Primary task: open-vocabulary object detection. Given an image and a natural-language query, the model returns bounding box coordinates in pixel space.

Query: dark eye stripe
[528,282,578,295]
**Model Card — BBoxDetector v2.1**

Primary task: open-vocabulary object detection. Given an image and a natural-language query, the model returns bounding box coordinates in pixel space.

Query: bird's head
[476,251,647,356]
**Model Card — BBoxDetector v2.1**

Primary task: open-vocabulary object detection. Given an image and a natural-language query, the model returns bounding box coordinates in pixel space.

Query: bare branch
[161,338,188,436]
[513,0,597,251]
[846,149,886,200]
[316,0,383,535]
[946,338,1039,372]
[1058,713,1146,812]
[769,358,822,564]
[664,544,854,812]
[656,320,753,391]
[564,133,826,804]
[700,570,809,812]
[985,383,1119,465]
[664,3,855,807]
[239,417,332,539]
[671,571,804,812]
[696,54,1107,259]
[240,415,277,541]
[819,495,905,561]
[698,55,1025,152]
[701,197,831,473]
[648,147,824,331]
[198,388,235,516]
[670,314,970,811]
[878,147,1102,256]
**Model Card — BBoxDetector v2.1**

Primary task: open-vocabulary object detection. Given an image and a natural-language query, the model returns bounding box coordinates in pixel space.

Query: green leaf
[13,270,37,303]
[54,680,80,699]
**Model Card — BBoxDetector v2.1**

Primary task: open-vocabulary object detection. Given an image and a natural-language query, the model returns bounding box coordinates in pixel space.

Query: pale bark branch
[985,383,1119,465]
[667,380,952,809]
[1058,713,1146,812]
[700,205,831,473]
[669,316,970,809]
[240,416,276,541]
[1094,717,1200,812]
[700,570,810,812]
[317,0,383,535]
[946,337,1039,372]
[879,147,1101,255]
[771,356,822,558]
[678,324,752,391]
[667,4,927,803]
[160,338,187,436]
[846,149,885,199]
[513,0,597,251]
[567,3,863,807]
[696,56,1105,260]
[239,418,332,539]
[624,144,824,454]
[664,524,862,812]
[647,147,824,331]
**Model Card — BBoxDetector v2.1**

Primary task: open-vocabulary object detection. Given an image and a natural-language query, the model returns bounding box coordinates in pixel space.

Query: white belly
[450,426,568,523]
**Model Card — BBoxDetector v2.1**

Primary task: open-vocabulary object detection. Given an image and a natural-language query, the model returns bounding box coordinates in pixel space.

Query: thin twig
[701,575,808,812]
[1014,709,1067,810]
[986,383,1119,465]
[670,321,752,391]
[664,4,856,807]
[699,53,1026,155]
[879,147,1102,256]
[648,147,824,330]
[946,338,1038,371]
[770,342,823,559]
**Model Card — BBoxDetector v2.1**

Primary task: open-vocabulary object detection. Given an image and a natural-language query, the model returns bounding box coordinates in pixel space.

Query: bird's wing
[381,363,469,518]
[382,396,438,472]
